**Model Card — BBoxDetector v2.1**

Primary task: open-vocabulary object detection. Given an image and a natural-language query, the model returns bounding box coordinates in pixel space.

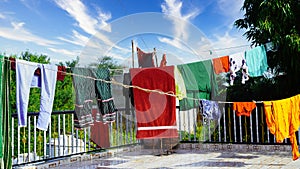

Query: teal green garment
[245,45,268,77]
[0,56,12,169]
[177,60,217,111]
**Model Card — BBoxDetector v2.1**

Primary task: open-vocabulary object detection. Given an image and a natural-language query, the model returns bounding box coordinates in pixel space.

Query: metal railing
[178,103,300,145]
[12,104,300,167]
[12,108,138,167]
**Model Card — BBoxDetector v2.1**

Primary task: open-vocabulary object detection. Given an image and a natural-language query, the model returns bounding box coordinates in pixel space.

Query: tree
[234,0,300,98]
[89,56,123,69]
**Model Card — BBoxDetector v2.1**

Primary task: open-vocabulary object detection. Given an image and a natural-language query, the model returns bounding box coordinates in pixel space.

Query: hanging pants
[16,59,57,131]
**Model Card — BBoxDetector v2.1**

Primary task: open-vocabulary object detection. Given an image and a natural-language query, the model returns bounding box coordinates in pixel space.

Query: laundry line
[5,57,267,104]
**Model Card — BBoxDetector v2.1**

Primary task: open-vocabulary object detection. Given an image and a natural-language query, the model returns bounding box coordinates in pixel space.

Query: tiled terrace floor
[53,144,300,169]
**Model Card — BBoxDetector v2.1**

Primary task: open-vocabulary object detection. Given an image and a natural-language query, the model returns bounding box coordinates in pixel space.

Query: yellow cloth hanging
[263,94,300,160]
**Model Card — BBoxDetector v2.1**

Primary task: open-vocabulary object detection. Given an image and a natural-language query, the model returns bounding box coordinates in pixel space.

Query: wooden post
[131,40,134,68]
[154,47,158,67]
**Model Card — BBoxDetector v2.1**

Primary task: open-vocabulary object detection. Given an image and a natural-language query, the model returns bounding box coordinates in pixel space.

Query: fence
[178,103,300,145]
[11,108,138,167]
[12,104,300,167]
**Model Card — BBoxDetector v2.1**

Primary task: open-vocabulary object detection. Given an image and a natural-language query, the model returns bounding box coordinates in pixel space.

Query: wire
[7,57,269,104]
[3,43,269,103]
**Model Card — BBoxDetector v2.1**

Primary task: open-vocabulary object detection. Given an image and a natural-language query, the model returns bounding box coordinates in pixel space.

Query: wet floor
[54,148,300,169]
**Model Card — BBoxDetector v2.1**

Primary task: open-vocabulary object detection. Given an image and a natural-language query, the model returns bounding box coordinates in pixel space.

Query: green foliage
[89,56,123,69]
[233,0,300,100]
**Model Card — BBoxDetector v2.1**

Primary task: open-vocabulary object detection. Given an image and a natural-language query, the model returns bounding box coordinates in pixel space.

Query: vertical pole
[255,107,259,143]
[250,113,253,143]
[131,40,134,68]
[233,110,236,143]
[34,116,37,161]
[71,114,74,154]
[63,114,66,155]
[28,116,31,162]
[49,118,52,157]
[12,118,14,162]
[223,105,226,142]
[178,108,182,141]
[239,116,242,142]
[58,115,61,156]
[154,48,158,67]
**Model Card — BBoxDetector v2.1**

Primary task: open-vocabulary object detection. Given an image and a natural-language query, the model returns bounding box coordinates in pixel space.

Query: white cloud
[54,0,111,34]
[216,0,244,28]
[11,21,25,30]
[48,47,80,57]
[159,0,201,53]
[55,0,124,59]
[0,21,59,46]
[209,32,251,56]
[20,0,41,14]
[217,0,244,18]
[0,13,5,19]
[158,37,183,50]
[57,30,89,47]
[161,0,200,41]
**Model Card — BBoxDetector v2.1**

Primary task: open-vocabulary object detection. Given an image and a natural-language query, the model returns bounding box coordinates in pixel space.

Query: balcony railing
[12,104,300,167]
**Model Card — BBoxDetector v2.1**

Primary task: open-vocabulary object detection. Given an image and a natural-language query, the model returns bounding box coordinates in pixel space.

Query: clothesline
[5,57,269,104]
[3,42,275,104]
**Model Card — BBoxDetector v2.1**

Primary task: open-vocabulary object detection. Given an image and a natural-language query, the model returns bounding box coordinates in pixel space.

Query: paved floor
[55,148,300,169]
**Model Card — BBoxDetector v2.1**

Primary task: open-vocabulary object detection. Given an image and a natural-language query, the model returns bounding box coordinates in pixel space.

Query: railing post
[233,110,236,143]
[223,105,226,142]
[187,110,191,141]
[250,112,253,143]
[228,106,232,142]
[255,107,259,143]
[178,108,182,141]
[12,117,14,163]
[71,113,74,154]
[58,114,61,156]
[28,116,31,162]
[43,130,46,159]
[49,118,52,158]
[239,116,242,142]
[63,114,66,156]
[34,116,37,161]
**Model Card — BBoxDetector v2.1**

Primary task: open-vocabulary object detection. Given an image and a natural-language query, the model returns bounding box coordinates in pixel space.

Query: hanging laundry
[90,109,110,148]
[72,68,96,128]
[72,67,117,128]
[16,59,58,131]
[57,66,67,81]
[245,45,268,77]
[263,95,300,160]
[137,47,155,68]
[199,99,222,120]
[232,102,256,117]
[159,54,167,67]
[123,73,134,115]
[93,68,117,123]
[229,52,249,85]
[265,42,278,52]
[212,55,230,74]
[10,57,66,81]
[0,56,12,169]
[174,66,186,100]
[177,60,217,111]
[130,66,178,139]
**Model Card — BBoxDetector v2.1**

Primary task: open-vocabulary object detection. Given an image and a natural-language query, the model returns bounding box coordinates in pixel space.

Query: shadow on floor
[175,160,247,167]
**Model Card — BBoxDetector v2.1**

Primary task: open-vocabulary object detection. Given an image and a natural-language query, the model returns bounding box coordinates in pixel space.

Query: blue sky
[0,0,250,67]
